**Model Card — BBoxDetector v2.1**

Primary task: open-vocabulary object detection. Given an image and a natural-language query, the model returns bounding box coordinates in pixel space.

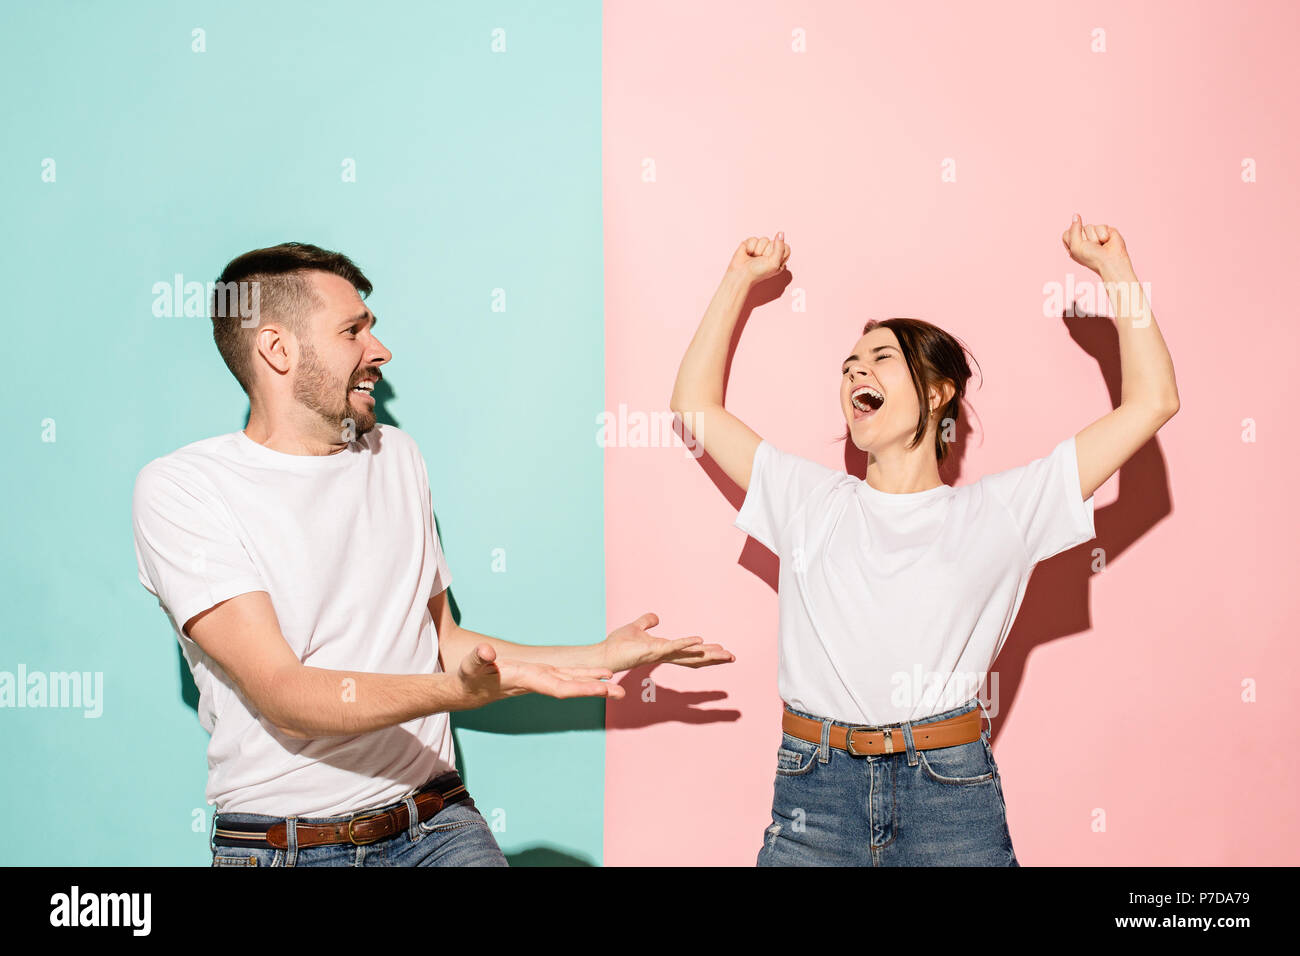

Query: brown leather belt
[213,773,470,850]
[782,706,982,755]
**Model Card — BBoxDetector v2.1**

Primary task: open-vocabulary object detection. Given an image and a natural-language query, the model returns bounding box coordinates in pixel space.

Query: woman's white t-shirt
[735,435,1097,726]
[132,423,455,816]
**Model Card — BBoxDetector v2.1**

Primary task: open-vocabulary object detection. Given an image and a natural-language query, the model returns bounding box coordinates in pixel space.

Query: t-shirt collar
[235,429,366,468]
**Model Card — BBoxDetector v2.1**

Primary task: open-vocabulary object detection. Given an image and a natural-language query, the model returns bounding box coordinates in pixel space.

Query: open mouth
[851,385,883,421]
[351,380,376,402]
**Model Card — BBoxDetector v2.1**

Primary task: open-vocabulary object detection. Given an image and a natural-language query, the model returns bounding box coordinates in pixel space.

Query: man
[132,242,733,867]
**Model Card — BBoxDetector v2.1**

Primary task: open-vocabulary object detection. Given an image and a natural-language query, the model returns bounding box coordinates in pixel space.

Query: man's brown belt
[213,775,470,850]
[782,706,982,755]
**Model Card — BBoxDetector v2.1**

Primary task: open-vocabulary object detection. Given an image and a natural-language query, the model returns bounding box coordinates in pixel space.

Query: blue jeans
[757,697,1020,866]
[209,772,508,867]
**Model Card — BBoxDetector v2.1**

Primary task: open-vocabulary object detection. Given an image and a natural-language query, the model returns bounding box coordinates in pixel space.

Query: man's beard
[293,339,376,440]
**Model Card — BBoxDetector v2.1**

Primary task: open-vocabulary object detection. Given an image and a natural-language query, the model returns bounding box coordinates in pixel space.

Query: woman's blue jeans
[209,771,508,867]
[757,697,1020,866]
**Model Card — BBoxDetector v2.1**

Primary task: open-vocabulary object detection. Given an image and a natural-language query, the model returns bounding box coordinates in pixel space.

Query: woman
[669,217,1179,866]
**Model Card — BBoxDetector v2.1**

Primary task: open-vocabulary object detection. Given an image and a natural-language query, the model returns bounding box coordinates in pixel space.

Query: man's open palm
[601,612,735,673]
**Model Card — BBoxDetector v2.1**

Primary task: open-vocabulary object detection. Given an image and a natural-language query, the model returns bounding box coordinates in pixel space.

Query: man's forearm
[438,623,604,676]
[266,664,472,739]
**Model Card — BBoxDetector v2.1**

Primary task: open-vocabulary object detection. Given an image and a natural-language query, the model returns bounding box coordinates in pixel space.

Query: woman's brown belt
[782,705,982,755]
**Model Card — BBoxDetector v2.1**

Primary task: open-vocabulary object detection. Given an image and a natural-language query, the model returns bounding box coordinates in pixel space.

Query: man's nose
[369,336,392,365]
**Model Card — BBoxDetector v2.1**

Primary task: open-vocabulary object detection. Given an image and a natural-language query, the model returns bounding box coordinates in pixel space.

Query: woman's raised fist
[728,232,791,285]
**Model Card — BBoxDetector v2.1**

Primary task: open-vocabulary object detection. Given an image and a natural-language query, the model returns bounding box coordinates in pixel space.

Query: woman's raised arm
[670,234,790,492]
[1062,216,1180,502]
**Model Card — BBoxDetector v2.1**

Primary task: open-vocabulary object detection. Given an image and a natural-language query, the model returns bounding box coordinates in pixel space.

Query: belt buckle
[846,726,894,755]
[346,809,391,846]
[845,726,868,755]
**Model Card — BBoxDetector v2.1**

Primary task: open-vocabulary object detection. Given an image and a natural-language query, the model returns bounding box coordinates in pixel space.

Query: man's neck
[243,414,350,457]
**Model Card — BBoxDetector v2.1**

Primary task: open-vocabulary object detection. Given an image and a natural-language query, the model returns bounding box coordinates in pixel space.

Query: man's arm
[430,591,736,676]
[187,591,620,740]
[431,589,604,675]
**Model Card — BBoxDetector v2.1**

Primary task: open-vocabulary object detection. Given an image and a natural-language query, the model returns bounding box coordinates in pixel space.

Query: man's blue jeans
[757,697,1020,866]
[209,771,508,867]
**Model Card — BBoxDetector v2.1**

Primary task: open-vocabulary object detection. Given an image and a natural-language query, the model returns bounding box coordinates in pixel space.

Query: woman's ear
[929,380,956,411]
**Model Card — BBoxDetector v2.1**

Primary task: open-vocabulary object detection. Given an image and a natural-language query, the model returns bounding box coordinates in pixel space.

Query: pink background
[602,0,1300,865]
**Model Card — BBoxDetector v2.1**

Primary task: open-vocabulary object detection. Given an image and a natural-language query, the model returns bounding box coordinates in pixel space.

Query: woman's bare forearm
[670,270,752,413]
[1100,259,1179,412]
[670,238,789,491]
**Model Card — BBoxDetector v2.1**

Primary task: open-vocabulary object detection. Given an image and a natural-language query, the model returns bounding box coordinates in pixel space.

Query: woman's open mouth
[851,385,883,421]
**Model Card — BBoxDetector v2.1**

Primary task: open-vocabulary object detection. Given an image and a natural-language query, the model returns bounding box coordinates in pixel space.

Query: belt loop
[976,696,992,741]
[404,796,419,841]
[285,816,298,867]
[900,719,918,766]
[818,717,831,763]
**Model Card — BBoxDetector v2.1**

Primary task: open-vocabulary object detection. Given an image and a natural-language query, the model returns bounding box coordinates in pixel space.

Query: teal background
[0,1,606,865]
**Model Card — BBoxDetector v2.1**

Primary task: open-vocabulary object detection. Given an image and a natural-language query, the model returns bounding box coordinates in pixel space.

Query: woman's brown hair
[847,317,979,464]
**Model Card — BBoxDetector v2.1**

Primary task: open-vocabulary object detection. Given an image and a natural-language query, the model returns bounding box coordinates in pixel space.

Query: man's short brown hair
[210,242,373,395]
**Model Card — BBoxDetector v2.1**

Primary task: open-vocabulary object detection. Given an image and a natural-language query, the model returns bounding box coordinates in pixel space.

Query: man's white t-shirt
[131,423,455,816]
[735,435,1097,726]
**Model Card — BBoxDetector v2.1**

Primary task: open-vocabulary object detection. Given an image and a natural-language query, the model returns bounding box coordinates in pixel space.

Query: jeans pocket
[775,732,821,776]
[418,818,478,835]
[917,739,994,785]
[981,737,1011,817]
[418,800,485,834]
[212,847,282,867]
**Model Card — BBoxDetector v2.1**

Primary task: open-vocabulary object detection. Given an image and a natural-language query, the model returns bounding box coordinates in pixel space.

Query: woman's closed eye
[843,356,890,375]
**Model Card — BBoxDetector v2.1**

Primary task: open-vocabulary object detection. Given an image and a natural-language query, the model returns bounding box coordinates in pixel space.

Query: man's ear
[255,324,293,375]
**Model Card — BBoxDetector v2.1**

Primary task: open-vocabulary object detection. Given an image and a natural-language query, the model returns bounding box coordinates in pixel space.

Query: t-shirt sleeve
[981,435,1097,566]
[418,453,452,597]
[734,439,842,557]
[132,461,267,635]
